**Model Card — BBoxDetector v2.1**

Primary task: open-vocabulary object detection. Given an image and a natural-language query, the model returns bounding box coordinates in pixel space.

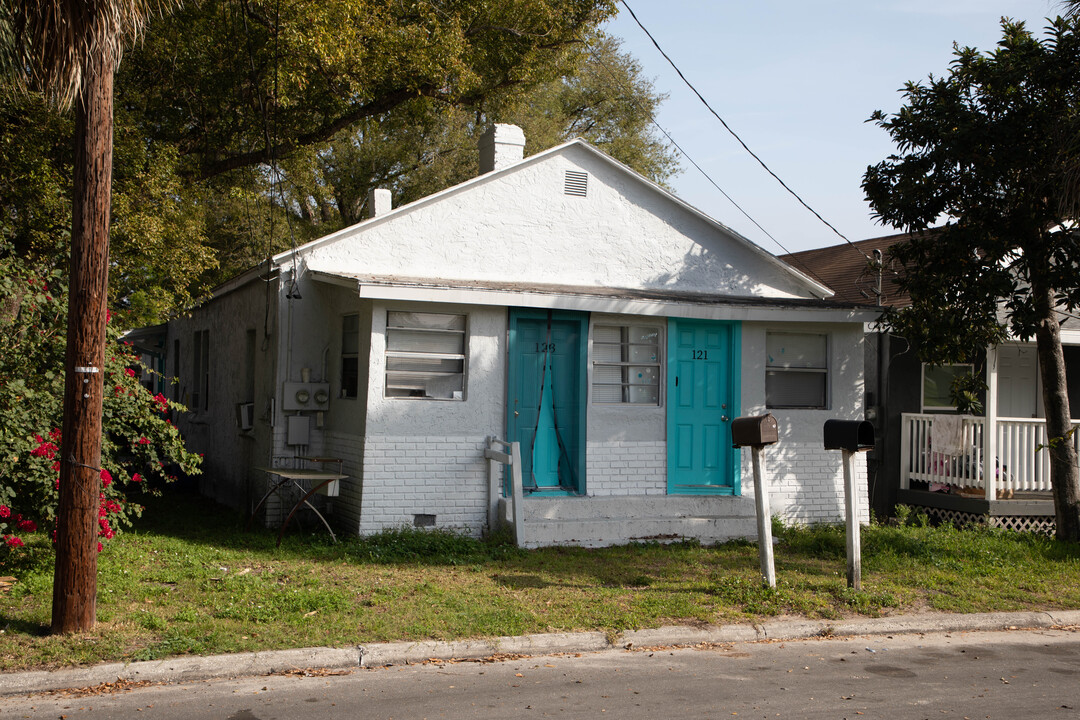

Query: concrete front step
[500,495,758,548]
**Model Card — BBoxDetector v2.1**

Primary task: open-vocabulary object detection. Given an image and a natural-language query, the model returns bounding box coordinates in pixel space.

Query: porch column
[983,345,999,501]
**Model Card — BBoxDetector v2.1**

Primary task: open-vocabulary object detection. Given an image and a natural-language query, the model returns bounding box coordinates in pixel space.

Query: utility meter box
[283,382,331,412]
[823,419,875,452]
[731,414,779,448]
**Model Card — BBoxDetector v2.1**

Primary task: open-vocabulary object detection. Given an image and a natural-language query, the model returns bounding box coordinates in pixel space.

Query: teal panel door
[508,309,587,494]
[667,319,741,494]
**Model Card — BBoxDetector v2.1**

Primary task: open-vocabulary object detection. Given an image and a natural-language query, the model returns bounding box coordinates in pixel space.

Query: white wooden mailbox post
[732,414,780,588]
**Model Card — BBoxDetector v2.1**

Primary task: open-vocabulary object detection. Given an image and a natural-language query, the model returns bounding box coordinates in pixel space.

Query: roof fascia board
[206,263,276,301]
[353,282,877,324]
[310,270,361,290]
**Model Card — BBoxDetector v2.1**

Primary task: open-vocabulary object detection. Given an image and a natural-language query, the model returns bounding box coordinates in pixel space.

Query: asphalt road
[5,628,1079,719]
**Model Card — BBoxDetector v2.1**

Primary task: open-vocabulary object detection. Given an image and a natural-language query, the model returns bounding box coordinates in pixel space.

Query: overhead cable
[619,0,873,263]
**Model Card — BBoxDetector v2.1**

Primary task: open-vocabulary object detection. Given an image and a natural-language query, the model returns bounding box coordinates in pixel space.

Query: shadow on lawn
[0,613,49,636]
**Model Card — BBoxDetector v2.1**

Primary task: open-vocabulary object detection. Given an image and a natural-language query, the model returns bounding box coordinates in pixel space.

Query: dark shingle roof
[780,233,912,308]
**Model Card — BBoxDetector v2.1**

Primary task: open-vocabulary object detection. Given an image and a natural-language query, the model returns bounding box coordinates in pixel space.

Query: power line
[578,36,835,293]
[619,0,872,263]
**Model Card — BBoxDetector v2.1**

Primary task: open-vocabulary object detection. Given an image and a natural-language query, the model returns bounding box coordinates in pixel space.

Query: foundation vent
[564,170,588,197]
[413,513,436,528]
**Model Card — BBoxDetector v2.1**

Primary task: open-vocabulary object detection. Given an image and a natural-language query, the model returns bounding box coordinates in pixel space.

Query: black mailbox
[731,414,779,448]
[823,419,875,452]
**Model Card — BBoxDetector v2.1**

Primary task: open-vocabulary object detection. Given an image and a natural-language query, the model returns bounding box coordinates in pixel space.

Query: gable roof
[272,137,836,302]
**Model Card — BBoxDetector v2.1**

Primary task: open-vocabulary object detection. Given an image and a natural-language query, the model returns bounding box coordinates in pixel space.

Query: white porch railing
[901,413,1080,497]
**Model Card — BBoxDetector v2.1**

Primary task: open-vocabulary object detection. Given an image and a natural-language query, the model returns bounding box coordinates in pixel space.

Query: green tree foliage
[0,253,201,556]
[862,18,1080,540]
[5,2,674,318]
[118,0,619,180]
[271,33,677,234]
[0,92,218,327]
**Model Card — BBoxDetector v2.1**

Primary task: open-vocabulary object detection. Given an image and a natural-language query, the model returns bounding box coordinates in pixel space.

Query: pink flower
[131,473,143,483]
[106,309,112,323]
[100,468,112,486]
[16,519,37,532]
[4,535,24,549]
[137,437,151,445]
[96,541,103,553]
[124,368,136,378]
[0,505,9,519]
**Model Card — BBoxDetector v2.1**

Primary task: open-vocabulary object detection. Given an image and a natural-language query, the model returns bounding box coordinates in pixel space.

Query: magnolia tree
[863,18,1080,540]
[0,254,200,554]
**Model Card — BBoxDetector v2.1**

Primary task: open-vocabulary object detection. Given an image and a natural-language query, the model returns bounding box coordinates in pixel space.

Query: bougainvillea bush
[0,252,201,558]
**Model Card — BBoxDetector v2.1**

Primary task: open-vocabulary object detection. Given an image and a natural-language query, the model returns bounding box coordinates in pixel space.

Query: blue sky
[602,1,1061,255]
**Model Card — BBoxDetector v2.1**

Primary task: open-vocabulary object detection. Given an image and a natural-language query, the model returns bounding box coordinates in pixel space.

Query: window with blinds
[385,311,466,399]
[765,332,829,409]
[592,324,661,405]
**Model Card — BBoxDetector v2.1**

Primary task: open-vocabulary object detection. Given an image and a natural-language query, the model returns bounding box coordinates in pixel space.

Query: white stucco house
[147,124,878,547]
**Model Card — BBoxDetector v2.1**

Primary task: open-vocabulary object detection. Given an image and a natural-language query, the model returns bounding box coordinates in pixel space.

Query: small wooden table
[248,463,348,546]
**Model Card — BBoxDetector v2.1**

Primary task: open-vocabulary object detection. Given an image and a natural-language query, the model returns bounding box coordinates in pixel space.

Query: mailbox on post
[823,419,875,452]
[731,413,780,588]
[731,414,779,448]
[823,418,875,592]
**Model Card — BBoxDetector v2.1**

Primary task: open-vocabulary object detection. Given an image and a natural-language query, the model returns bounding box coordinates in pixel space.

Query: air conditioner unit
[236,402,255,431]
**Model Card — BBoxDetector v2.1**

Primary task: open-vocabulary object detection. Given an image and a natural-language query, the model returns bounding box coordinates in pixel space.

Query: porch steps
[504,495,757,549]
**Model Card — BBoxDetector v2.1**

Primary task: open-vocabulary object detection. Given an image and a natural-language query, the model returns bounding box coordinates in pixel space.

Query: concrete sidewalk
[3,609,1079,697]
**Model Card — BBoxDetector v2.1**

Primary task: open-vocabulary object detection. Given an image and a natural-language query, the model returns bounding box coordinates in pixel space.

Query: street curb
[3,610,1079,697]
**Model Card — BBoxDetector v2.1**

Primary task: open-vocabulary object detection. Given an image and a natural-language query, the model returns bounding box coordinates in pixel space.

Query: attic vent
[564,170,588,197]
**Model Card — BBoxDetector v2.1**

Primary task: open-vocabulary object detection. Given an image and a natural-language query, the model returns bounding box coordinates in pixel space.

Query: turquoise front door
[667,318,741,494]
[508,309,587,495]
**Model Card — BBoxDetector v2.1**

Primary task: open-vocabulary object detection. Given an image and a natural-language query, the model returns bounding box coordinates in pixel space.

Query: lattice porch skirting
[922,506,1056,536]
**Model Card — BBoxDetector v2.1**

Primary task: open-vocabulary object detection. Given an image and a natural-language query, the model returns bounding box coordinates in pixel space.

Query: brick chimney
[478,124,526,174]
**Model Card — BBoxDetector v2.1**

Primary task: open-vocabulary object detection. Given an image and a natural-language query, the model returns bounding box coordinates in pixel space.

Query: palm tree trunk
[51,43,115,634]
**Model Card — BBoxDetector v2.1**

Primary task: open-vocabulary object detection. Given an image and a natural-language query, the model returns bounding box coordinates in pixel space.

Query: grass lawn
[2,490,1079,672]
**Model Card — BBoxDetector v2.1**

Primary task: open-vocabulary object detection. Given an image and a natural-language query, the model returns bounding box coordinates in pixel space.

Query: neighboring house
[783,236,1080,533]
[139,125,877,547]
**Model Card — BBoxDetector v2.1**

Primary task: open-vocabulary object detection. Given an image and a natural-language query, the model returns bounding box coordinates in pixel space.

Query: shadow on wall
[646,240,778,296]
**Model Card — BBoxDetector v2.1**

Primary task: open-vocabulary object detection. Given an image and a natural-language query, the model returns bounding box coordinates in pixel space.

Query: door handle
[514,411,519,417]
[721,415,729,422]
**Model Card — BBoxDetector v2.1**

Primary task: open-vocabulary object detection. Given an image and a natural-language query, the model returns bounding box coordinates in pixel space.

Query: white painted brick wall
[324,430,365,534]
[360,435,490,536]
[739,442,870,525]
[586,441,666,496]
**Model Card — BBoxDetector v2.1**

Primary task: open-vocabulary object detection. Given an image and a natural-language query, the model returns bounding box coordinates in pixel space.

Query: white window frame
[591,323,663,405]
[765,332,829,410]
[921,363,974,413]
[384,311,467,400]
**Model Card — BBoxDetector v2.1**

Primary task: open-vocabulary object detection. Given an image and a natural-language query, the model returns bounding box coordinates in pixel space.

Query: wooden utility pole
[51,45,116,634]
